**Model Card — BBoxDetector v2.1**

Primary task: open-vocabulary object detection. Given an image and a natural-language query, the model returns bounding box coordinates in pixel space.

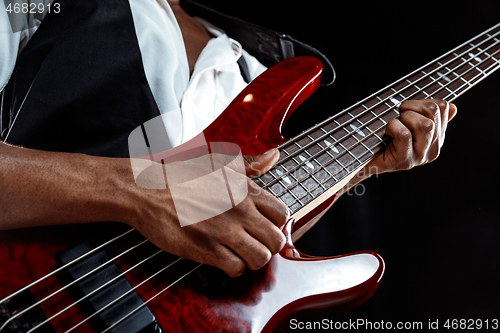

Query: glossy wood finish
[2,23,500,329]
[141,56,323,163]
[0,57,383,333]
[0,220,383,333]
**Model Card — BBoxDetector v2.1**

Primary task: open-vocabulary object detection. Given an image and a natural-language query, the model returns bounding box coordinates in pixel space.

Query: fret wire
[282,166,318,211]
[276,170,304,210]
[269,163,294,193]
[265,60,500,203]
[442,55,500,102]
[321,140,339,161]
[309,172,327,191]
[262,98,396,187]
[421,46,500,101]
[275,25,500,153]
[487,33,500,43]
[262,39,487,192]
[272,173,292,193]
[262,43,500,191]
[261,107,392,190]
[427,72,458,98]
[478,46,492,58]
[462,55,487,76]
[290,154,312,182]
[259,27,500,190]
[260,87,406,188]
[345,149,362,168]
[302,143,329,191]
[309,143,339,183]
[460,76,472,86]
[352,127,376,155]
[266,185,278,197]
[297,179,319,203]
[362,121,384,143]
[280,163,299,184]
[333,143,352,174]
[449,61,474,86]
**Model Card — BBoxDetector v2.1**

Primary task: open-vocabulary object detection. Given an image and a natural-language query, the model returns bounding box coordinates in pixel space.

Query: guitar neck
[254,23,500,214]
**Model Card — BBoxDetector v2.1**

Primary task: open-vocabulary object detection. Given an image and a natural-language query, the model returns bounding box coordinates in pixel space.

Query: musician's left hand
[364,99,457,175]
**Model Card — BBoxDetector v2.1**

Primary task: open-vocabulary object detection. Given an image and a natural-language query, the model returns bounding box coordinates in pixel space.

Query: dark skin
[0,2,457,277]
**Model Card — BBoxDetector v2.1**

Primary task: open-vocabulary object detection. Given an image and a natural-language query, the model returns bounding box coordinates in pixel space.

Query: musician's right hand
[126,149,288,277]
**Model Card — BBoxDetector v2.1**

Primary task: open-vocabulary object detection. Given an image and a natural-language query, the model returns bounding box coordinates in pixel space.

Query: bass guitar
[1,22,499,333]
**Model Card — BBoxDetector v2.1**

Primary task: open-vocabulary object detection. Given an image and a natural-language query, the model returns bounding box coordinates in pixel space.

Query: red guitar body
[0,57,384,333]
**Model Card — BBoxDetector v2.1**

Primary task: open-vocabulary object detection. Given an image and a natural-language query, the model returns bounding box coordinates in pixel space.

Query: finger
[375,118,413,171]
[209,244,247,277]
[243,148,280,177]
[400,99,442,134]
[172,227,247,277]
[244,214,286,255]
[249,180,290,229]
[223,231,273,271]
[399,111,435,163]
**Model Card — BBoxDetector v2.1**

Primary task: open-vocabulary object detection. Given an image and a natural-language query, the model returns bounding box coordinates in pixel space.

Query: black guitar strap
[180,0,335,86]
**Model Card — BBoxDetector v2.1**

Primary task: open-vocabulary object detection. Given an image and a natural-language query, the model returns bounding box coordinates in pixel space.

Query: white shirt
[0,0,266,148]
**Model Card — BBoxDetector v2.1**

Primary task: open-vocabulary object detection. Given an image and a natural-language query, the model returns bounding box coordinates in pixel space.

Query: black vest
[0,0,334,157]
[1,0,161,157]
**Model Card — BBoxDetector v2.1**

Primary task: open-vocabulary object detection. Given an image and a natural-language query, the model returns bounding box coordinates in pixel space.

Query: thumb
[243,148,280,177]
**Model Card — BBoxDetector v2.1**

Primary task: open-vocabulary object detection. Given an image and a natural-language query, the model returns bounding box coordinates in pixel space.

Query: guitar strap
[180,0,335,86]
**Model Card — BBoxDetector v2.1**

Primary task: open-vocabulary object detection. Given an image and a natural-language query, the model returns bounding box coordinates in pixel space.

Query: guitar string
[0,227,135,305]
[61,258,186,333]
[0,228,137,331]
[37,40,500,333]
[259,25,500,185]
[257,56,500,212]
[5,23,496,302]
[0,236,149,332]
[24,249,163,333]
[12,29,500,333]
[264,45,500,207]
[73,46,500,331]
[260,27,500,190]
[5,24,499,332]
[256,37,500,200]
[98,264,203,333]
[258,35,500,195]
[273,22,500,160]
[262,50,500,211]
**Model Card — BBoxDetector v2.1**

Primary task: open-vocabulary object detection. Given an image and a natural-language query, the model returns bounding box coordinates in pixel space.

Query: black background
[208,1,500,331]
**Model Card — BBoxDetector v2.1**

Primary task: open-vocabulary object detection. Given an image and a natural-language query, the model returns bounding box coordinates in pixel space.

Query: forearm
[0,142,135,229]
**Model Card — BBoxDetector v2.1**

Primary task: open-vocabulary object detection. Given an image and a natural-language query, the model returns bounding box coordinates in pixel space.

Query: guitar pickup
[54,240,161,333]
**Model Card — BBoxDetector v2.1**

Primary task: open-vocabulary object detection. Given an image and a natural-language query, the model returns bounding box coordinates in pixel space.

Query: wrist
[96,157,143,227]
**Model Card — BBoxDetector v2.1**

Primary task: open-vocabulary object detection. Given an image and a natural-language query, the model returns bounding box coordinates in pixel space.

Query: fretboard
[254,23,500,214]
